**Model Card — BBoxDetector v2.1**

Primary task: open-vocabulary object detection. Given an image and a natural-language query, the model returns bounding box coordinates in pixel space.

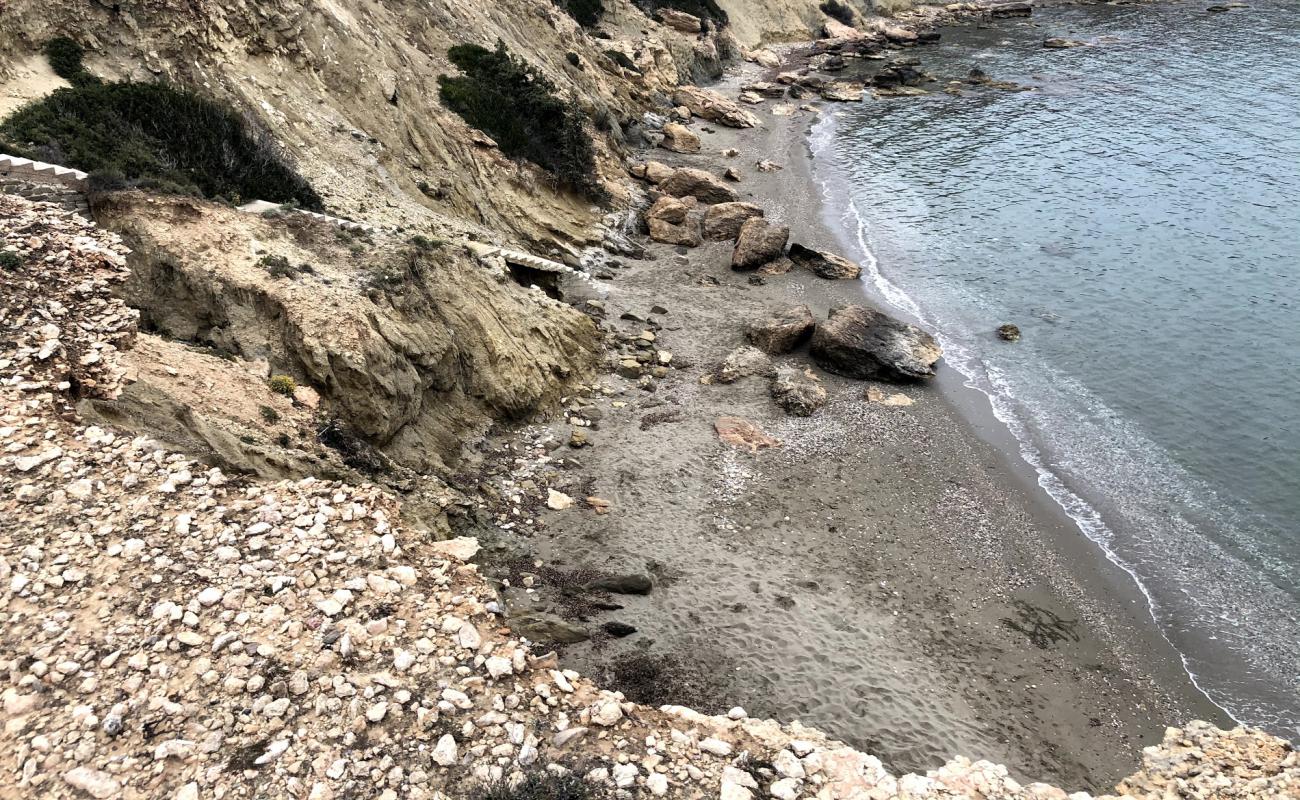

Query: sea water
[812,1,1300,736]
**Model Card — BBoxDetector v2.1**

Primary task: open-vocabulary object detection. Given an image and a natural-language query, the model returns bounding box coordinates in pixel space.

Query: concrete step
[0,153,89,190]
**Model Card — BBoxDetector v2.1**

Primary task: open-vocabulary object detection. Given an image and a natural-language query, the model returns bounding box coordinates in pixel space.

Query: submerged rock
[1043,37,1087,48]
[997,323,1021,342]
[731,217,789,270]
[746,305,816,354]
[810,305,942,381]
[770,367,828,417]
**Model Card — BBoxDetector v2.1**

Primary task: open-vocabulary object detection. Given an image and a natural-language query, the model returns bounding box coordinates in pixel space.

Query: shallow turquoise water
[813,1,1300,736]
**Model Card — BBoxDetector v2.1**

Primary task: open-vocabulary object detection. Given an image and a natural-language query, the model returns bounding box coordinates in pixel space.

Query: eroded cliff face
[94,191,599,473]
[0,0,721,252]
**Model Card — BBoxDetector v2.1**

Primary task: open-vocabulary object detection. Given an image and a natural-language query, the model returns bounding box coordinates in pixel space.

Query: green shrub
[259,405,280,423]
[1,77,321,208]
[268,374,297,396]
[438,41,604,201]
[43,37,100,86]
[0,251,23,271]
[408,235,444,252]
[553,0,605,26]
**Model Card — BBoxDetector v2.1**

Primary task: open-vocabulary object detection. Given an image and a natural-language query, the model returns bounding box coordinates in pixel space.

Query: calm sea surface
[812,1,1300,736]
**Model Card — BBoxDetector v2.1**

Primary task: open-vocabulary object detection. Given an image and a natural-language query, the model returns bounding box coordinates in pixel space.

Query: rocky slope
[3,192,1296,800]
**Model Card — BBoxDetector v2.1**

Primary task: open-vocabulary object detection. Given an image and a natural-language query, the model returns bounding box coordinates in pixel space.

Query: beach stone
[660,122,701,154]
[588,573,653,595]
[659,168,739,205]
[672,86,761,128]
[788,243,862,280]
[746,305,815,354]
[770,367,827,417]
[632,160,676,184]
[811,305,942,381]
[1043,37,1087,48]
[715,346,775,384]
[731,218,789,270]
[704,202,764,241]
[602,621,637,637]
[432,734,458,766]
[821,82,865,102]
[714,417,781,453]
[508,613,590,644]
[547,489,574,510]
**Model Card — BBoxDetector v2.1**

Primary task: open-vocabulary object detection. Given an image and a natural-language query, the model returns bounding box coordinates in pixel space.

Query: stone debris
[2,188,1295,800]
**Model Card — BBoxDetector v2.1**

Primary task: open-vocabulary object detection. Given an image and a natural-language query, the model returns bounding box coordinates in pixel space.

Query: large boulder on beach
[788,243,863,280]
[771,367,828,417]
[645,196,702,246]
[810,304,941,381]
[732,217,789,270]
[746,304,815,354]
[630,160,676,184]
[713,345,775,384]
[658,168,738,205]
[672,86,762,129]
[660,122,701,154]
[704,202,764,241]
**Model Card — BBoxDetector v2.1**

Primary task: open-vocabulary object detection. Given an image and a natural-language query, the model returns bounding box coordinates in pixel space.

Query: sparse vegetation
[268,374,297,397]
[257,254,298,279]
[438,41,604,201]
[258,405,281,423]
[820,0,857,26]
[409,234,445,252]
[0,41,321,208]
[0,252,23,271]
[467,770,603,800]
[552,0,605,27]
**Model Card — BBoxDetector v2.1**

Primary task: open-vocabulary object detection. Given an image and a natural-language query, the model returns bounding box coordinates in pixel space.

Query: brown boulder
[731,217,789,271]
[810,305,941,381]
[646,197,702,246]
[661,122,701,154]
[672,86,762,129]
[713,346,775,384]
[788,243,862,279]
[631,160,676,184]
[746,305,815,354]
[715,417,781,453]
[703,202,764,241]
[659,168,739,205]
[647,195,693,225]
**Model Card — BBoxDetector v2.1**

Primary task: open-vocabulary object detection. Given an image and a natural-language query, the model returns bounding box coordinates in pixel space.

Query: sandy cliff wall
[0,0,715,252]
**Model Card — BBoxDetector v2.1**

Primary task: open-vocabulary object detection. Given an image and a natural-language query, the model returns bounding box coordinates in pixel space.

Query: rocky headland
[1,1,1296,799]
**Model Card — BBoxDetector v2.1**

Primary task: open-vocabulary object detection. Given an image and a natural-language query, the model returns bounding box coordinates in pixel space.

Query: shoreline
[478,33,1229,794]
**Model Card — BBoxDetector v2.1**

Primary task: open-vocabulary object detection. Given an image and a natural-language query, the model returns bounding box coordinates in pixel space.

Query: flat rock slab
[810,304,942,381]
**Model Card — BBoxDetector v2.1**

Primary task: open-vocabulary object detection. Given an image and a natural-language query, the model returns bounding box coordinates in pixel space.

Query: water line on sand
[805,113,1240,728]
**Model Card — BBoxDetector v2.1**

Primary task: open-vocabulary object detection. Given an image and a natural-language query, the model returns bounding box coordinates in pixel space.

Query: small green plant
[438,41,605,201]
[633,0,727,24]
[408,235,444,252]
[257,254,297,279]
[0,251,23,270]
[268,374,297,396]
[258,405,280,423]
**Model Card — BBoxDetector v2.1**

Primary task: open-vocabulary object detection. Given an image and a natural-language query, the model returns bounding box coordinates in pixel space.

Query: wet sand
[475,58,1228,793]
